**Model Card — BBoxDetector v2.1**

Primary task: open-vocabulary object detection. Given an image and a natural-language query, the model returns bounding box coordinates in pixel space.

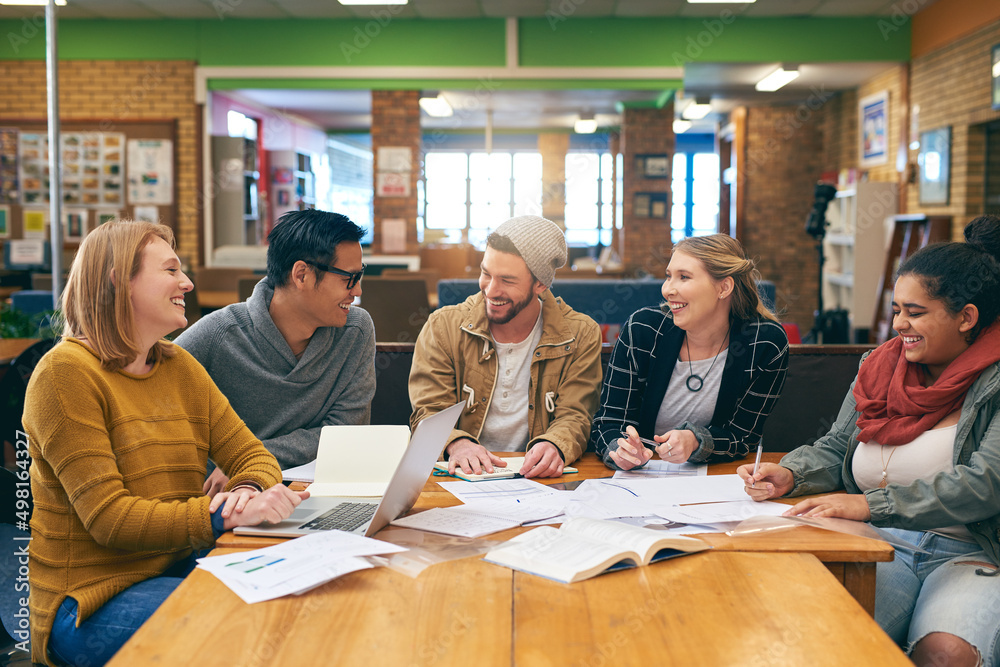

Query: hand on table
[446,438,507,475]
[608,425,653,470]
[654,429,698,463]
[222,485,310,531]
[203,467,229,498]
[737,462,795,501]
[519,441,564,478]
[783,494,871,521]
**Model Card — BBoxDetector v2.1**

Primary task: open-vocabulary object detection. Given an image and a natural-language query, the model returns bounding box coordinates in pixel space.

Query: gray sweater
[175,279,376,469]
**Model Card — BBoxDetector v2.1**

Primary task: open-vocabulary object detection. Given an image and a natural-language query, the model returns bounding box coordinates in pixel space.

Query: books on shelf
[483,517,710,583]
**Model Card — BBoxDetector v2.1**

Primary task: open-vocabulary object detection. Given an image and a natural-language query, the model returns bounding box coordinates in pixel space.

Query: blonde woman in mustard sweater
[23,220,308,667]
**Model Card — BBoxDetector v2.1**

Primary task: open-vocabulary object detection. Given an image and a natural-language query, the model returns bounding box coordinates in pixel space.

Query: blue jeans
[48,551,204,667]
[876,528,1000,666]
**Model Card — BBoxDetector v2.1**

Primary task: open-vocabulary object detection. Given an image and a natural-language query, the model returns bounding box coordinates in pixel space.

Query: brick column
[741,105,826,332]
[371,90,420,254]
[538,133,568,227]
[621,105,674,277]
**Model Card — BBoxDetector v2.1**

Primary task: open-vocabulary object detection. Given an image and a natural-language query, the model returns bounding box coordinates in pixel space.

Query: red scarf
[853,323,1000,445]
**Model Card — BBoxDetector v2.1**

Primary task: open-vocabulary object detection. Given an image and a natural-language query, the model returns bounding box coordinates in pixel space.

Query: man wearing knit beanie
[409,215,602,478]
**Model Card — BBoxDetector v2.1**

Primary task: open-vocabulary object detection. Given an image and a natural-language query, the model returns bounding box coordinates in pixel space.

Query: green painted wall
[519,17,910,66]
[1,16,909,65]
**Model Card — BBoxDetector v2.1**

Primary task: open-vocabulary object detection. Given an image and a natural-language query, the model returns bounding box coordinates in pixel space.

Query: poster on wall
[23,208,48,238]
[0,205,9,238]
[63,208,88,242]
[918,126,951,206]
[18,131,125,206]
[0,128,18,204]
[127,139,173,205]
[376,172,410,197]
[858,91,889,168]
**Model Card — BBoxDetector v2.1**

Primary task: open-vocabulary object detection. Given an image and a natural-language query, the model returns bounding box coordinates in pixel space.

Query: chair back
[192,267,258,292]
[238,277,260,302]
[359,277,430,344]
[10,290,56,317]
[0,338,56,466]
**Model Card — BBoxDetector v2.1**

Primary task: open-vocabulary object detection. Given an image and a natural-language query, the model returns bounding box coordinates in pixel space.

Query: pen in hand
[751,443,763,488]
[620,431,658,448]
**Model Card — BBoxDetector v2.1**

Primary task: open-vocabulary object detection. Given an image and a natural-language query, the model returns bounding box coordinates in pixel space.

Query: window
[565,151,622,246]
[325,137,374,242]
[421,151,542,245]
[671,135,719,243]
[227,110,257,140]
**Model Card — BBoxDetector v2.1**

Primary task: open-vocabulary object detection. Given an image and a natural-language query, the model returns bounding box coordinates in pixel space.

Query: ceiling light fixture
[338,0,406,5]
[574,113,597,134]
[0,0,66,4]
[682,97,712,120]
[686,0,754,4]
[755,65,800,92]
[673,119,692,134]
[419,93,453,117]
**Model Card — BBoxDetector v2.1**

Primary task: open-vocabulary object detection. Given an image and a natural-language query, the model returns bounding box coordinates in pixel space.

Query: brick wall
[0,60,200,265]
[371,90,420,255]
[742,104,828,332]
[621,105,674,277]
[908,19,1000,237]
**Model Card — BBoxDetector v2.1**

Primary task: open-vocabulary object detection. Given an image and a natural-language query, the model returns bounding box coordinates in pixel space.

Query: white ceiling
[0,0,917,133]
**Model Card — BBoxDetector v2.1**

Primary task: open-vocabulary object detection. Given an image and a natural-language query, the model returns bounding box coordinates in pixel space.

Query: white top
[479,308,545,452]
[654,349,727,436]
[852,424,973,542]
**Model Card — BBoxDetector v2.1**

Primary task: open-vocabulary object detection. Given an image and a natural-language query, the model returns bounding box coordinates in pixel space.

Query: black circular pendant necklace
[684,328,730,392]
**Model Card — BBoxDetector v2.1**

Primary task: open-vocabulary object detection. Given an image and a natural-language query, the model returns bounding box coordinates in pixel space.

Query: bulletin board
[0,119,177,252]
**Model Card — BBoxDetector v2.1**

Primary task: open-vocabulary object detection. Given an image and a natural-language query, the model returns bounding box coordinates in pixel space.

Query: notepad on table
[484,516,710,583]
[433,456,577,481]
[305,424,411,497]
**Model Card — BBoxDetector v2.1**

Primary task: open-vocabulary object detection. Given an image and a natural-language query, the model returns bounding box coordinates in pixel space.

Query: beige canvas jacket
[408,290,602,464]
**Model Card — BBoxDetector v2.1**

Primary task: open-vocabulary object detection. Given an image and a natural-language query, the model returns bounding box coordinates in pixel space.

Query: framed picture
[992,44,1000,111]
[63,208,88,241]
[859,91,889,168]
[918,126,951,206]
[0,205,9,238]
[635,154,670,179]
[23,208,48,238]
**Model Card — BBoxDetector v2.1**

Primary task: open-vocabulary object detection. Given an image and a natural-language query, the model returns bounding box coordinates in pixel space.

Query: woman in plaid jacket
[592,235,789,468]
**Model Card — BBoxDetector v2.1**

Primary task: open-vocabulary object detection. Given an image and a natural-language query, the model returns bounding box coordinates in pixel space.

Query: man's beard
[486,290,536,325]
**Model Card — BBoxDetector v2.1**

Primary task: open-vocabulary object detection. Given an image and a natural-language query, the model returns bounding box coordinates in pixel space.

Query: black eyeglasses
[303,260,366,289]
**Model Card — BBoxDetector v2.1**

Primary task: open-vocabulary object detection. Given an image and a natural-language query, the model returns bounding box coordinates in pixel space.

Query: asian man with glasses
[176,209,376,495]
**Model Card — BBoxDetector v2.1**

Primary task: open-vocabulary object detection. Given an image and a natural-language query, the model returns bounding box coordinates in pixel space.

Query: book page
[485,526,639,583]
[560,517,707,563]
[313,425,411,486]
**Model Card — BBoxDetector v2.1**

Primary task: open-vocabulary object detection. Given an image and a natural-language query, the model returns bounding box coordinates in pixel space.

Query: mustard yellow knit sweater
[23,339,281,666]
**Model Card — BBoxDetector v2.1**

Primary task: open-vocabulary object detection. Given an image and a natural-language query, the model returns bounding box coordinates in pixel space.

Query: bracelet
[231,482,262,493]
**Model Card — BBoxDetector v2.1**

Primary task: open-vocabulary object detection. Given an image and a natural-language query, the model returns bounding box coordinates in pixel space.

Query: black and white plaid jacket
[591,307,789,466]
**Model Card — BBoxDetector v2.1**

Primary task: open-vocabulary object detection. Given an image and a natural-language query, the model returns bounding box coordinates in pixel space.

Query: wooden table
[108,549,907,666]
[219,452,893,615]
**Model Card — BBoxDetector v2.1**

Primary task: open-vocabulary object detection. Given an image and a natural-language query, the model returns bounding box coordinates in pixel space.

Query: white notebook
[305,424,411,497]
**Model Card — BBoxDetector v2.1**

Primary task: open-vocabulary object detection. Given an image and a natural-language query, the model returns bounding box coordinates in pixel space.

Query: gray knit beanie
[492,215,567,288]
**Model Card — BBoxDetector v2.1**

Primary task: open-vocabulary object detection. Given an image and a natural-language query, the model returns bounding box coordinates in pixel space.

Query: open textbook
[484,517,710,583]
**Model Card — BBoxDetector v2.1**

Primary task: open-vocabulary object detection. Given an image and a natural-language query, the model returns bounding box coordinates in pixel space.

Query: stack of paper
[197,531,407,604]
[390,501,564,538]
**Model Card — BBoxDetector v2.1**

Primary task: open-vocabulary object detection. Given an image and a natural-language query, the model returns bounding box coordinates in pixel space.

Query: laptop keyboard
[300,502,377,533]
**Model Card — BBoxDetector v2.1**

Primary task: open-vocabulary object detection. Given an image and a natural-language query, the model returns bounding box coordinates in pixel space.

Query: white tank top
[852,424,973,542]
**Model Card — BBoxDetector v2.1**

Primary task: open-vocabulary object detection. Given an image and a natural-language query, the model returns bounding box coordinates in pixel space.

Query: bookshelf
[269,150,316,228]
[821,182,897,341]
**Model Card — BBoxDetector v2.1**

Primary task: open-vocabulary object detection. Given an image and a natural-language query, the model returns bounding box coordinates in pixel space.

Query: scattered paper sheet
[612,460,708,479]
[610,474,749,505]
[437,478,559,504]
[197,531,407,604]
[654,500,789,525]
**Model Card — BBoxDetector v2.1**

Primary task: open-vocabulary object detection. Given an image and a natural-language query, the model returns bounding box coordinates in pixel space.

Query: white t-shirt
[479,309,545,452]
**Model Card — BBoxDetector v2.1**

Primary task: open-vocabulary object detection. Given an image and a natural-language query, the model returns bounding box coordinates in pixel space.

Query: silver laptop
[234,402,464,538]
